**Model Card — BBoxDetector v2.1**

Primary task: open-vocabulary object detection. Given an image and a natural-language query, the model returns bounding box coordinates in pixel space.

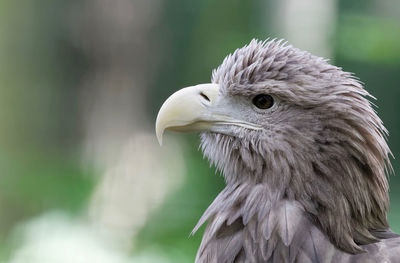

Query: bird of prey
[155,39,400,262]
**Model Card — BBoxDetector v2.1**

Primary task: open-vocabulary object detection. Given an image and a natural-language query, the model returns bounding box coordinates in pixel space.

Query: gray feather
[189,39,398,262]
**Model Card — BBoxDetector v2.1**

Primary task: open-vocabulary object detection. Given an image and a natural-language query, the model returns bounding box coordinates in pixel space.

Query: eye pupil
[252,94,274,109]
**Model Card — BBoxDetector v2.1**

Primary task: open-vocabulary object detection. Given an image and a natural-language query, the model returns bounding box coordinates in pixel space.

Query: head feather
[200,39,392,253]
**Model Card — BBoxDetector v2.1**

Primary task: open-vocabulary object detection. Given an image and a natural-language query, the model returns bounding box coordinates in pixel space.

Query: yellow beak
[155,83,262,145]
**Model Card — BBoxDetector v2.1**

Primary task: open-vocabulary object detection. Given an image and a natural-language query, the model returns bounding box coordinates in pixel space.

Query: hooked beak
[155,83,262,145]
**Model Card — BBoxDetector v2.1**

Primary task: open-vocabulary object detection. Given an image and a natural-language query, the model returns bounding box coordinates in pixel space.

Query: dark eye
[252,94,274,109]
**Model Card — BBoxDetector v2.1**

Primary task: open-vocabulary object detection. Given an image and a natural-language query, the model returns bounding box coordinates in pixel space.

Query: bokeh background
[0,0,399,262]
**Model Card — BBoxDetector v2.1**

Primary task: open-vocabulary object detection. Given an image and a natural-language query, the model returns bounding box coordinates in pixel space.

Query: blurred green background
[0,0,399,262]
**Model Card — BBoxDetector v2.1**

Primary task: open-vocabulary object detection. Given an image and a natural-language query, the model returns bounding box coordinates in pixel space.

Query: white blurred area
[7,212,175,263]
[8,212,131,263]
[88,134,184,247]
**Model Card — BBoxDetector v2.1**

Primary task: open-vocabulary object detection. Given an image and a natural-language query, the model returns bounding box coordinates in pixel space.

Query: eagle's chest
[193,184,323,262]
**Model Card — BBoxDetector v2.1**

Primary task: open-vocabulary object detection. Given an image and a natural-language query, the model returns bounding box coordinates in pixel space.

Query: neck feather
[199,132,390,253]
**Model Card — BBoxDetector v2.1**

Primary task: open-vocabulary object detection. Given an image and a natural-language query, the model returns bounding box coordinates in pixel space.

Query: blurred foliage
[336,14,400,64]
[0,149,96,261]
[0,0,399,262]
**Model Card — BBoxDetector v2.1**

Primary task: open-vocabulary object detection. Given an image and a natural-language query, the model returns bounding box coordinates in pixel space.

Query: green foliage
[0,0,399,261]
[336,14,400,64]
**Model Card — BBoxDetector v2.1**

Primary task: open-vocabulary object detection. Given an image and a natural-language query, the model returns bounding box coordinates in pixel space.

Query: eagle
[155,39,400,262]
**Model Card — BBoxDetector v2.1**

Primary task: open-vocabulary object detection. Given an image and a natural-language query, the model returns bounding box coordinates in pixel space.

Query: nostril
[200,92,210,102]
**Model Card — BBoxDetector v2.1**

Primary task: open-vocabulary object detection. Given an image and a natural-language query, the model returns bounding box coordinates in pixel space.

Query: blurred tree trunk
[69,0,158,168]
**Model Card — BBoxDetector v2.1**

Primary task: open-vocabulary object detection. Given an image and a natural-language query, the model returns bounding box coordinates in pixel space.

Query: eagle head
[156,39,392,253]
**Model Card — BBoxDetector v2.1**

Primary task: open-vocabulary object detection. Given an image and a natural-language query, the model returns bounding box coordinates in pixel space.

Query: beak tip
[156,125,164,146]
[157,135,163,146]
